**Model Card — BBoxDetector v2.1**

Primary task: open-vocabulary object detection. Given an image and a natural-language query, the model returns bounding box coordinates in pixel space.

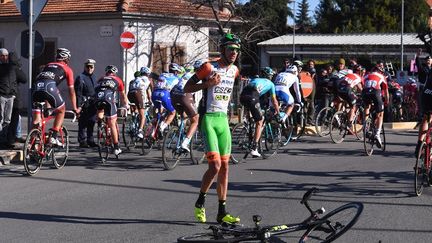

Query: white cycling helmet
[105,65,118,74]
[56,48,71,61]
[140,66,151,75]
[286,65,298,74]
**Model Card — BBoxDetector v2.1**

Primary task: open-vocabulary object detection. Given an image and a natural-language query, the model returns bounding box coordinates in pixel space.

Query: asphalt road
[0,121,429,243]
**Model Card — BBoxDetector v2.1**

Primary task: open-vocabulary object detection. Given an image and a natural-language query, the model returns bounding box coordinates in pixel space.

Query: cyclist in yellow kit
[184,33,241,224]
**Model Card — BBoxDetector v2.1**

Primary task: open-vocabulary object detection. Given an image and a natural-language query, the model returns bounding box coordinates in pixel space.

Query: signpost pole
[27,0,33,129]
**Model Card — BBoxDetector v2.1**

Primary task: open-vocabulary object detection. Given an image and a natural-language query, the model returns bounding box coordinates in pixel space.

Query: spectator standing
[0,48,26,148]
[415,49,432,121]
[304,59,316,125]
[74,59,97,148]
[7,52,27,146]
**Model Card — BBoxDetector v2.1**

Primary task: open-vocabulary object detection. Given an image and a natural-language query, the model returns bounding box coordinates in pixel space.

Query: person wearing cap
[74,59,97,148]
[0,48,26,148]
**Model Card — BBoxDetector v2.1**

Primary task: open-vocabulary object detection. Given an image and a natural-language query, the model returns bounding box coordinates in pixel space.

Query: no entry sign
[120,31,135,49]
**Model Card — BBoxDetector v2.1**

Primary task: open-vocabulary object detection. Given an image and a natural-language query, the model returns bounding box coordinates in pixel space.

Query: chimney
[118,0,133,12]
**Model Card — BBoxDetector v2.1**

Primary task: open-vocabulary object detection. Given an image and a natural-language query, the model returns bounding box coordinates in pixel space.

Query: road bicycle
[162,114,206,170]
[121,102,152,154]
[329,105,364,144]
[96,107,126,163]
[177,187,363,243]
[142,101,167,154]
[414,114,432,196]
[362,109,386,156]
[23,102,76,176]
[231,108,281,164]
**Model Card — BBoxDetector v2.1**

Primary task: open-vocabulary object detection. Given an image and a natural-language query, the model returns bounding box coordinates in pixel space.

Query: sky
[237,0,320,24]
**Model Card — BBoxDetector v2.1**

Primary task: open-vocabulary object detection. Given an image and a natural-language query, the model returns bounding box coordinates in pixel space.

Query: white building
[0,0,234,109]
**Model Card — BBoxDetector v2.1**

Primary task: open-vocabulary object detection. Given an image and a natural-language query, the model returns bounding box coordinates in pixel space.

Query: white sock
[182,137,190,146]
[160,122,167,131]
[283,114,288,121]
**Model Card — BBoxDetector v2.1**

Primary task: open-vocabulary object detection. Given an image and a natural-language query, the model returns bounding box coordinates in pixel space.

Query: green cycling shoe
[194,207,206,223]
[217,213,240,224]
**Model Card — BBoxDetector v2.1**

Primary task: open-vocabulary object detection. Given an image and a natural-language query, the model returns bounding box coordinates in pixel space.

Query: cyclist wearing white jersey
[274,65,303,122]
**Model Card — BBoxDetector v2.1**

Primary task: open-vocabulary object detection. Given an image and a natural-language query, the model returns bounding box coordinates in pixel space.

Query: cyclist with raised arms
[184,33,241,224]
[127,67,153,139]
[32,48,80,146]
[415,73,432,157]
[240,67,280,157]
[171,63,200,151]
[362,66,389,148]
[151,64,180,134]
[94,65,128,156]
[274,65,303,123]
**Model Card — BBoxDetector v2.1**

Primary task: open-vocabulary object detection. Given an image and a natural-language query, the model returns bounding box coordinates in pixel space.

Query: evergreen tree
[295,0,313,33]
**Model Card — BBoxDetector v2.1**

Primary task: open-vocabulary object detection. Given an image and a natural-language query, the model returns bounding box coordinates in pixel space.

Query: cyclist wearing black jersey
[32,48,80,146]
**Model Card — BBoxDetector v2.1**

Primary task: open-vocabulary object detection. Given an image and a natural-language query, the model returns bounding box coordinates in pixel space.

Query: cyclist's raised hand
[206,72,221,87]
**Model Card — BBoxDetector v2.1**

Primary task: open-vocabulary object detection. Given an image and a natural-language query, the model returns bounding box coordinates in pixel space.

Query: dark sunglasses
[86,65,94,68]
[226,46,240,52]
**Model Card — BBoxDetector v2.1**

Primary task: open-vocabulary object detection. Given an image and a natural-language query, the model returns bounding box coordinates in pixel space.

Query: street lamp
[288,0,296,58]
[400,0,404,71]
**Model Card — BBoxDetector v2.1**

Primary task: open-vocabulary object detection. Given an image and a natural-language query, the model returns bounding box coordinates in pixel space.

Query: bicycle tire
[190,130,206,165]
[177,231,257,243]
[414,142,427,196]
[315,107,333,138]
[363,117,374,156]
[97,124,109,163]
[162,126,182,170]
[142,122,156,155]
[122,115,135,151]
[380,126,386,152]
[280,117,294,147]
[23,128,44,176]
[353,107,364,141]
[230,123,249,164]
[330,111,347,144]
[300,202,363,243]
[261,121,281,159]
[52,126,69,169]
[291,107,306,140]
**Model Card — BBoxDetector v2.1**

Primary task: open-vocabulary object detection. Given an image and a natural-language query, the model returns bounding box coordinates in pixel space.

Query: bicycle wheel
[315,107,333,137]
[291,108,306,140]
[230,123,249,164]
[300,202,363,243]
[280,117,294,147]
[97,124,109,163]
[190,130,206,165]
[330,111,347,144]
[353,107,364,141]
[379,126,386,152]
[52,126,69,169]
[142,123,155,155]
[261,121,281,159]
[363,117,374,156]
[122,115,136,151]
[414,142,427,196]
[162,126,182,170]
[23,129,44,176]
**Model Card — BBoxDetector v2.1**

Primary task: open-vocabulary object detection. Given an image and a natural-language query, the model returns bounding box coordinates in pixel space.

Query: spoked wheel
[300,202,363,243]
[23,128,44,176]
[52,126,69,169]
[190,130,206,165]
[363,118,375,156]
[162,126,183,170]
[315,107,334,137]
[291,107,306,141]
[330,111,347,144]
[261,121,281,159]
[280,117,294,147]
[142,123,156,155]
[230,123,249,164]
[379,127,386,152]
[414,142,428,196]
[97,124,109,164]
[122,115,138,151]
[353,108,364,141]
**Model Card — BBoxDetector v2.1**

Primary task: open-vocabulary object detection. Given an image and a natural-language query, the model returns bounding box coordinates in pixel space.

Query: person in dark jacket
[0,48,26,148]
[74,59,98,148]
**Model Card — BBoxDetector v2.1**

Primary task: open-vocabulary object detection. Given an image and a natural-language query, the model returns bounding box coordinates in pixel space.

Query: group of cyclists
[28,31,429,225]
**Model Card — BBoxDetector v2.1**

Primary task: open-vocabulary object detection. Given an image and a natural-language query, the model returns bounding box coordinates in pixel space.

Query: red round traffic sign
[120,31,135,49]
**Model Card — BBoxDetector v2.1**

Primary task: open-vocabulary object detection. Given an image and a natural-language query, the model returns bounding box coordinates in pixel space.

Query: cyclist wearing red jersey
[184,33,241,224]
[32,48,80,145]
[94,65,128,156]
[362,67,389,148]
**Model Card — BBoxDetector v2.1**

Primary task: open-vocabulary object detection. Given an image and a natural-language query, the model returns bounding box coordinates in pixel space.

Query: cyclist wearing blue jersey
[151,68,179,133]
[240,67,280,157]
